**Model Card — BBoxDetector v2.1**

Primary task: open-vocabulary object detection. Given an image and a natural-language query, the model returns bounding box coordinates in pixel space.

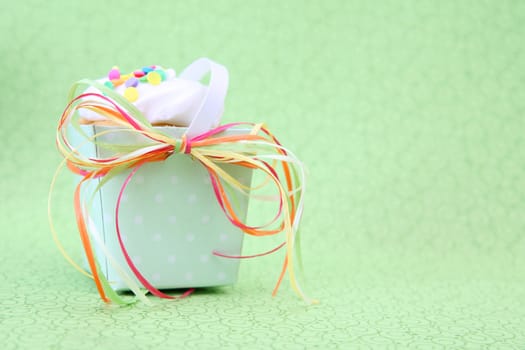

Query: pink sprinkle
[108,67,120,80]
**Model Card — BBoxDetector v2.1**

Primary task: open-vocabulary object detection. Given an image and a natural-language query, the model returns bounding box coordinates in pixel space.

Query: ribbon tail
[74,177,110,303]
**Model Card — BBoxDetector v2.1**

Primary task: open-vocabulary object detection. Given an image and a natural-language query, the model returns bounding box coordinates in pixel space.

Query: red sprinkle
[133,70,145,78]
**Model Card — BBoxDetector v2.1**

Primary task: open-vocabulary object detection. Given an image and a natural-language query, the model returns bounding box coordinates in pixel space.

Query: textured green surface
[1,0,525,348]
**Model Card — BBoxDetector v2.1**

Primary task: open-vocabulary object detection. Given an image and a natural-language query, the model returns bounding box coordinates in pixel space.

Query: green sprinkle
[156,69,166,81]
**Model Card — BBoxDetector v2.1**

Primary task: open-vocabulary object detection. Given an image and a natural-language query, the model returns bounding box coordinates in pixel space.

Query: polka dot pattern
[85,152,249,294]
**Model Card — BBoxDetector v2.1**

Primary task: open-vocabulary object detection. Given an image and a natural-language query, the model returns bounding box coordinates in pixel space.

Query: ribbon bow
[51,78,314,305]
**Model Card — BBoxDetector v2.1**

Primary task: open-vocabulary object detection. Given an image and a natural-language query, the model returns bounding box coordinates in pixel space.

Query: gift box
[74,125,253,291]
[54,58,312,304]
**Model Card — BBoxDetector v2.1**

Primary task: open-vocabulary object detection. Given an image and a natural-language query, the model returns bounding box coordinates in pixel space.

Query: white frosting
[79,67,209,126]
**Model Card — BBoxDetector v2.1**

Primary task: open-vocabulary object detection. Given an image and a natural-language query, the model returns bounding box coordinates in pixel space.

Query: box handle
[179,58,229,138]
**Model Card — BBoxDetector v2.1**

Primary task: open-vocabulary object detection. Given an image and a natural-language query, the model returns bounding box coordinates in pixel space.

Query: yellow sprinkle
[147,71,161,85]
[123,87,139,102]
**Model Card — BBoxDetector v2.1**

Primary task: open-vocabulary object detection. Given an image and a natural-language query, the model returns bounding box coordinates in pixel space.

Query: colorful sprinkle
[125,77,139,88]
[111,78,125,87]
[142,66,154,74]
[108,67,120,80]
[156,69,166,81]
[147,71,162,85]
[103,65,167,101]
[123,87,139,102]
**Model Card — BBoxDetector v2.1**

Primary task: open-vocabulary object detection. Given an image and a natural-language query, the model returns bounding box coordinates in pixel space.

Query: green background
[1,0,525,348]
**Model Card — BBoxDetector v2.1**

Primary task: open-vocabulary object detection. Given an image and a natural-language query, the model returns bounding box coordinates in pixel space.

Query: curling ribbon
[51,67,315,305]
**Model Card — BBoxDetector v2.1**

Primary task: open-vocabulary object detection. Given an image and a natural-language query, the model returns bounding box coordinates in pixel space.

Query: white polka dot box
[77,127,252,292]
[54,58,312,304]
